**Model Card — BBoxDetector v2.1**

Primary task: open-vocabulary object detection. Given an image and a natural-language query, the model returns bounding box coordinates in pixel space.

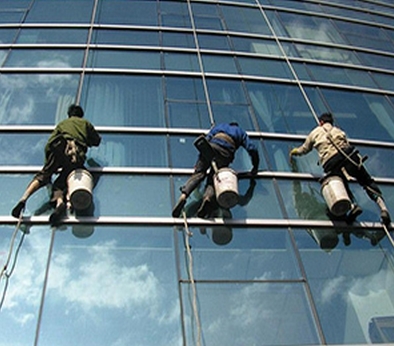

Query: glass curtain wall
[0,0,394,345]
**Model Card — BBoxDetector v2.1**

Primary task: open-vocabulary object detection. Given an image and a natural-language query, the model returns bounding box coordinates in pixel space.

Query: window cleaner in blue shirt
[172,122,259,218]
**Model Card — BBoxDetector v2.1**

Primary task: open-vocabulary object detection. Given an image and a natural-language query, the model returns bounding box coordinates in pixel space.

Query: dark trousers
[323,147,382,202]
[181,143,234,197]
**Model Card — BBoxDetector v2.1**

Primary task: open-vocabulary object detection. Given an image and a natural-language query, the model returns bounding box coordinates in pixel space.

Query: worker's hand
[289,148,298,162]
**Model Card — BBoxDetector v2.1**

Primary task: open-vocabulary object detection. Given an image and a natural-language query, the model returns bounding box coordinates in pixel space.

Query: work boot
[172,194,187,218]
[376,197,391,226]
[346,205,363,224]
[11,200,26,218]
[197,198,213,219]
[49,202,67,227]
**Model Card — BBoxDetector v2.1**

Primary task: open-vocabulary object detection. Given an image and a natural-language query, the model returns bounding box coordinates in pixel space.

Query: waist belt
[213,132,236,148]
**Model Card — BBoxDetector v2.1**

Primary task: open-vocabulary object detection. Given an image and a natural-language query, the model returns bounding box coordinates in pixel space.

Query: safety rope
[0,210,26,311]
[182,211,202,346]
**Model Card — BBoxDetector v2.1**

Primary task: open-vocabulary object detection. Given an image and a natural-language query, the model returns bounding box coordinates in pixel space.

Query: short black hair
[67,104,84,118]
[319,112,334,125]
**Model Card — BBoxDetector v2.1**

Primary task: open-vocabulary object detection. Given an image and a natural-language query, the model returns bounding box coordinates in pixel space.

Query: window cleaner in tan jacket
[289,112,391,226]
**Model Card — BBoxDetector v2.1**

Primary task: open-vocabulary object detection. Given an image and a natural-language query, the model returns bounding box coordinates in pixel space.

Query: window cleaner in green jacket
[289,112,391,226]
[11,104,101,226]
[172,122,260,218]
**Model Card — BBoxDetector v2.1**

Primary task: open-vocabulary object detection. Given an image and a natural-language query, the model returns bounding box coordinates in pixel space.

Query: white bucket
[67,169,93,210]
[321,175,351,216]
[214,168,239,209]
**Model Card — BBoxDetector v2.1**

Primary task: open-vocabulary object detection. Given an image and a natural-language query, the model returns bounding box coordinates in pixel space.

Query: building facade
[0,0,394,345]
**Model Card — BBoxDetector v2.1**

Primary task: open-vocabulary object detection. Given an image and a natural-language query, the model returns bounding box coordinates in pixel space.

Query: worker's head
[67,104,84,118]
[319,112,334,125]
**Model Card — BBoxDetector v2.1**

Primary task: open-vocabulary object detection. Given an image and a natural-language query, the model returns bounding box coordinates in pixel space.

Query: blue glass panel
[4,49,84,68]
[159,1,191,28]
[181,282,320,345]
[178,228,301,279]
[295,229,394,344]
[245,82,315,134]
[372,72,394,92]
[221,5,271,35]
[191,3,224,30]
[89,134,168,167]
[312,89,394,142]
[167,102,211,129]
[39,226,181,346]
[304,64,377,89]
[94,175,171,217]
[17,28,88,44]
[358,51,394,70]
[197,34,230,51]
[88,50,161,70]
[81,75,165,127]
[165,77,206,102]
[0,12,25,23]
[264,139,320,174]
[279,12,345,44]
[291,43,361,65]
[95,0,158,26]
[0,50,7,66]
[335,20,393,53]
[92,29,159,47]
[211,103,256,131]
[0,225,52,345]
[164,52,200,72]
[162,32,195,48]
[0,29,18,44]
[0,74,79,125]
[25,0,94,23]
[231,36,282,55]
[202,54,238,74]
[238,57,292,79]
[0,1,30,9]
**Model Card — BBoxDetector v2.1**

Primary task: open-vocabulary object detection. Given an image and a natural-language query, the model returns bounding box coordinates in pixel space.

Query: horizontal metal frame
[0,215,389,231]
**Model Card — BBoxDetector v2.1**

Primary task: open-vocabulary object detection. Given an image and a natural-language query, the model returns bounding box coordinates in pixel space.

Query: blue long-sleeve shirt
[206,123,259,167]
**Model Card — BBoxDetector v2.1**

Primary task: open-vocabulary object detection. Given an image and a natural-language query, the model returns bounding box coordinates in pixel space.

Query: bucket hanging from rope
[67,169,93,210]
[214,168,239,209]
[320,175,351,217]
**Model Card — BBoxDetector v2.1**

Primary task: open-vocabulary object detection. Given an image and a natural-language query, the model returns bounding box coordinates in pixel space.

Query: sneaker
[346,205,363,224]
[11,201,26,218]
[381,210,391,226]
[49,202,67,227]
[172,195,186,218]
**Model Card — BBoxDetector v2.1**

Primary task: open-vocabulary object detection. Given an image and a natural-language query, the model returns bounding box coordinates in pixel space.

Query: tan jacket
[294,123,350,166]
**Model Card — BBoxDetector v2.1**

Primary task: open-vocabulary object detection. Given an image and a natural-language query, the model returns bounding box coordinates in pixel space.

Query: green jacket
[45,116,101,159]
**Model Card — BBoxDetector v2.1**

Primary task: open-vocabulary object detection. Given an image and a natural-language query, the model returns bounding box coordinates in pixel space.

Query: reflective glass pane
[0,50,7,66]
[96,0,158,26]
[372,72,394,92]
[295,230,394,344]
[279,12,344,44]
[39,226,181,346]
[162,32,195,48]
[221,5,271,35]
[197,34,230,51]
[238,57,292,79]
[181,282,320,345]
[164,52,200,72]
[159,1,191,28]
[0,1,30,9]
[191,3,224,30]
[92,29,159,47]
[94,175,171,217]
[246,82,315,134]
[178,228,301,279]
[4,49,84,68]
[358,51,394,70]
[165,77,206,102]
[231,36,282,55]
[314,89,394,142]
[202,54,238,74]
[81,75,165,127]
[25,0,94,23]
[89,134,168,167]
[0,226,52,345]
[167,102,210,129]
[0,28,18,44]
[0,74,79,125]
[17,28,89,44]
[88,50,160,70]
[0,12,25,23]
